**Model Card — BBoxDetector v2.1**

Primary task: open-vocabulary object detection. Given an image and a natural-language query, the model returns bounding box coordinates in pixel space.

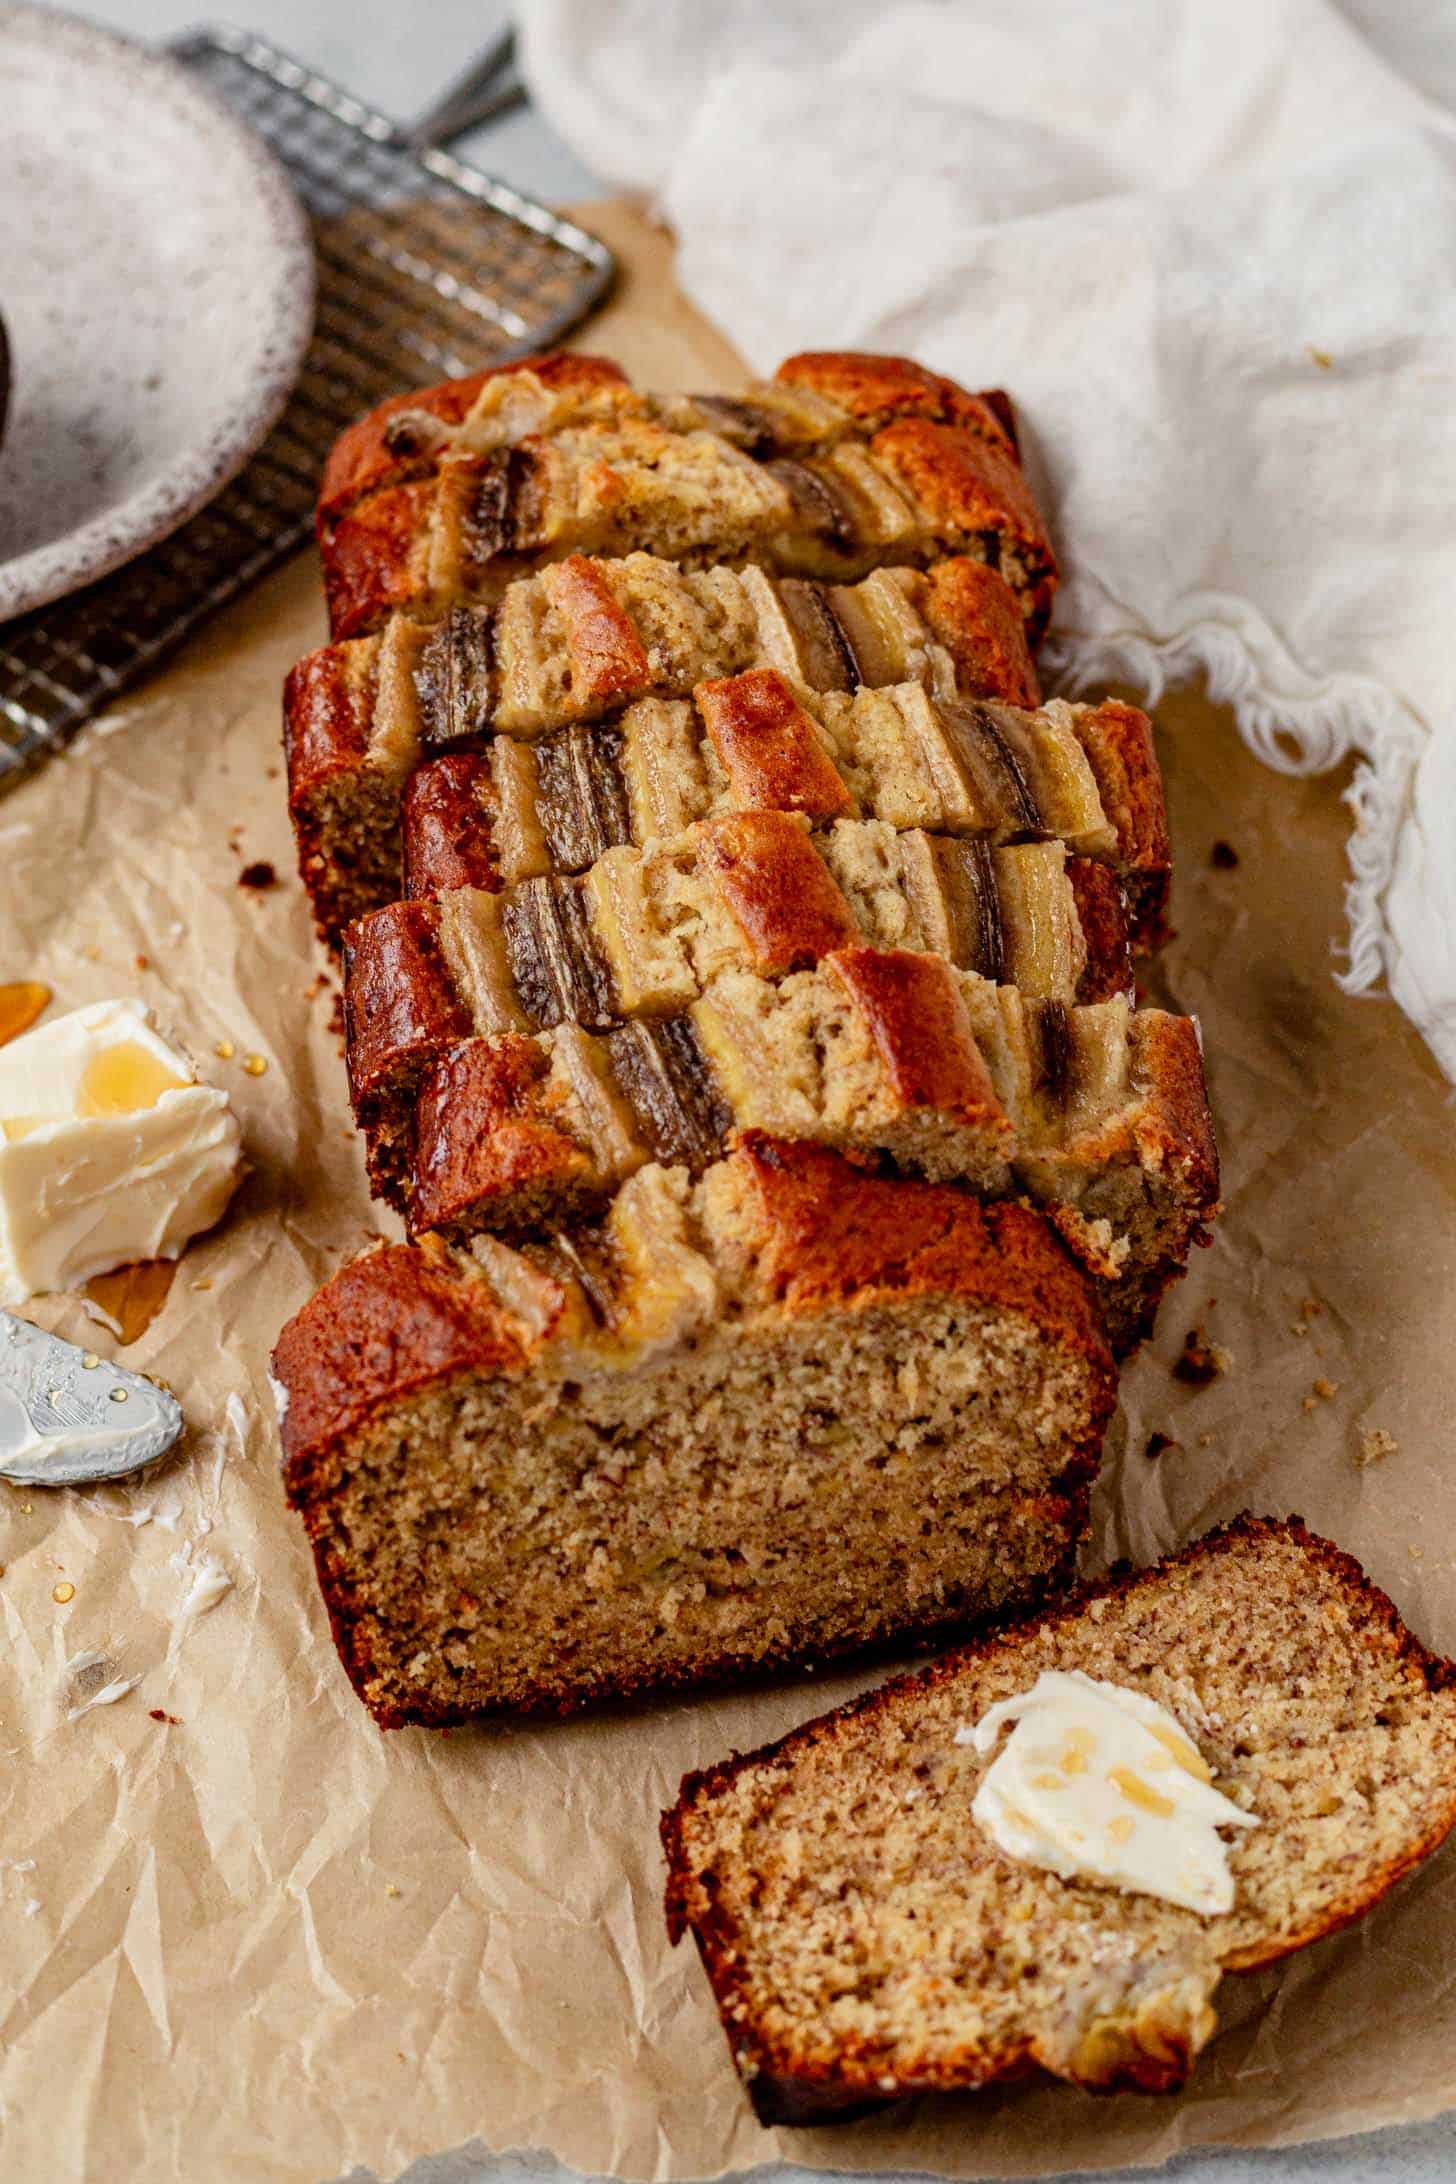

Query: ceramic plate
[0,6,315,618]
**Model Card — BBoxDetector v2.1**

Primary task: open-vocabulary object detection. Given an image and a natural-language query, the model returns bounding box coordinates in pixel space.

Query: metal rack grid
[0,24,614,787]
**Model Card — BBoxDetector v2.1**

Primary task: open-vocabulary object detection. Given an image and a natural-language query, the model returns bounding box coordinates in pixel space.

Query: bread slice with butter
[662,1517,1456,2123]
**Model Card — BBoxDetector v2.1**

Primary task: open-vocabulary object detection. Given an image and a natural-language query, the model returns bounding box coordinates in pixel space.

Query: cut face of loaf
[285,550,1049,945]
[315,349,1056,644]
[662,1517,1456,2126]
[272,1138,1116,1728]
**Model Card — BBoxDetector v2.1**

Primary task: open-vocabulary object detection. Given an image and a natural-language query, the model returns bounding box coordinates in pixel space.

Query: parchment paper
[2,203,1453,2184]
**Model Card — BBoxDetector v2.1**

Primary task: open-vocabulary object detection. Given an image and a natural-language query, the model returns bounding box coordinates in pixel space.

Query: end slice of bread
[662,1516,1456,2124]
[314,352,1055,645]
[273,1138,1115,1727]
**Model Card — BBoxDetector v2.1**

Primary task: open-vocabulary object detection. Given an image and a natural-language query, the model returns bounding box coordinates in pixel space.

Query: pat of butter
[0,999,242,1306]
[959,1669,1258,1915]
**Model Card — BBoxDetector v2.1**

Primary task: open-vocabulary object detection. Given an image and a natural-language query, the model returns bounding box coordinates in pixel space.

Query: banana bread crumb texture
[662,1517,1456,2123]
[273,1138,1116,1728]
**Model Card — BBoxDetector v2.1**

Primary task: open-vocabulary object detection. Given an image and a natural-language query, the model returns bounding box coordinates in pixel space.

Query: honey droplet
[1109,1766,1177,1818]
[0,982,51,1048]
[85,1260,176,1345]
[52,1582,75,1605]
[214,1039,235,1060]
[1149,1724,1213,1783]
[77,1040,187,1118]
[242,1054,267,1077]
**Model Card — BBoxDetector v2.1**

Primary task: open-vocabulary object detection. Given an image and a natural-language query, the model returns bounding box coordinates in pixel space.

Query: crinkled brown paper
[2,203,1454,2184]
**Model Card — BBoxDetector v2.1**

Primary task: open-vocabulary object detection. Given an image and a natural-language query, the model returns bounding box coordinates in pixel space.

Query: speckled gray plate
[0,5,315,618]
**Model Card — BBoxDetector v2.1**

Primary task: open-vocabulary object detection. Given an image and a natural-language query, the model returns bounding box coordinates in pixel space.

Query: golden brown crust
[824,947,1007,1131]
[283,641,383,942]
[274,1241,545,1486]
[915,559,1041,709]
[401,752,501,899]
[283,641,373,806]
[313,352,1058,645]
[317,353,630,531]
[730,1136,1110,1355]
[411,1035,592,1233]
[1066,856,1133,1003]
[696,811,860,974]
[1129,1011,1220,1219]
[872,418,1058,640]
[774,351,1016,451]
[343,900,471,1113]
[539,554,653,712]
[1072,700,1172,949]
[695,668,856,820]
[274,1134,1115,1729]
[321,476,433,644]
[661,1515,1456,2125]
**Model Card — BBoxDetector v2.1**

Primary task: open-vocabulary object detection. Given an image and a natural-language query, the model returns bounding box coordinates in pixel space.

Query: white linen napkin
[520,0,1456,1077]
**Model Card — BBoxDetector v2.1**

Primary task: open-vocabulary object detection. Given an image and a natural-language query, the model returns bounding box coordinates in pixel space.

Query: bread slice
[662,1516,1456,2124]
[272,1138,1116,1728]
[314,350,1056,644]
[317,350,1017,534]
[345,813,1127,1094]
[394,677,1164,951]
[352,949,1214,1352]
[285,551,1049,945]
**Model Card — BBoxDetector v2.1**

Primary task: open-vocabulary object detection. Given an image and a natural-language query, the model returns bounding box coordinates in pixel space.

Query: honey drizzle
[84,1260,177,1345]
[0,982,51,1048]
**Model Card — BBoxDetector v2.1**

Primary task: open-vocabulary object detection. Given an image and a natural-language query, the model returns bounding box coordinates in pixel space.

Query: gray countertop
[72,4,1456,2181]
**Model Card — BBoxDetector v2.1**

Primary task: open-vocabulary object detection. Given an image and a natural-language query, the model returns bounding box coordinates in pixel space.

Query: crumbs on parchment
[1173,1328,1231,1387]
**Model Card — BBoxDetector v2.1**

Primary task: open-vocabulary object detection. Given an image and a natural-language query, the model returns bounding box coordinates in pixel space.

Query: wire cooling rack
[0,24,614,788]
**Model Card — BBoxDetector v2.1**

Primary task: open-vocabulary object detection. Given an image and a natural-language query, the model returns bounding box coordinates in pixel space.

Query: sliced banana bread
[272,1138,1116,1728]
[393,677,1162,946]
[350,948,1214,1351]
[315,350,1056,643]
[345,814,1124,1076]
[663,1517,1456,2125]
[285,551,1052,944]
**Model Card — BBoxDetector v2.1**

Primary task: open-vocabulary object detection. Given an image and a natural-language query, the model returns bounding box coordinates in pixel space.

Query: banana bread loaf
[662,1517,1456,2124]
[285,551,1053,944]
[315,350,1056,643]
[272,1137,1116,1727]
